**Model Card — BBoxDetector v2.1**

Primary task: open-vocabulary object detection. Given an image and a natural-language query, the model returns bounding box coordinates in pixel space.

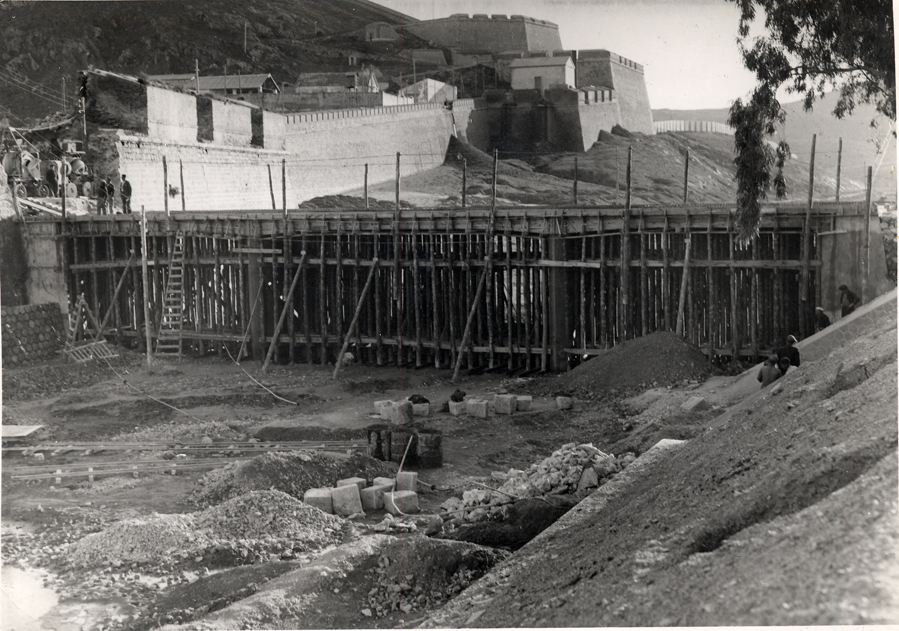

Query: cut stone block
[494,394,517,414]
[332,484,364,517]
[396,471,418,492]
[681,396,711,412]
[337,476,367,493]
[384,490,420,515]
[374,400,393,415]
[373,476,395,488]
[303,488,333,514]
[412,403,430,417]
[515,395,532,411]
[556,396,573,410]
[380,402,396,421]
[448,401,466,416]
[394,400,414,425]
[361,484,393,511]
[467,398,488,418]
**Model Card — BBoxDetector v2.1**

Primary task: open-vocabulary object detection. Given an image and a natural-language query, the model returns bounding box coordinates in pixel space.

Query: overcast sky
[374,0,761,110]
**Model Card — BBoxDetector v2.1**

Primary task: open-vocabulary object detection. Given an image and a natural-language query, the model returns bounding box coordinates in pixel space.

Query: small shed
[509,57,574,92]
[400,78,457,104]
[148,73,280,95]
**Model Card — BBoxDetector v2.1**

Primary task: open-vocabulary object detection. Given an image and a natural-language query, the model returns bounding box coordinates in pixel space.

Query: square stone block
[467,399,488,418]
[374,400,393,415]
[332,484,364,517]
[380,402,396,421]
[337,476,367,493]
[373,476,395,488]
[516,395,532,411]
[384,490,420,515]
[396,471,418,492]
[494,394,517,415]
[361,484,393,511]
[412,403,430,417]
[303,488,333,514]
[448,401,466,416]
[393,400,414,425]
[556,396,573,410]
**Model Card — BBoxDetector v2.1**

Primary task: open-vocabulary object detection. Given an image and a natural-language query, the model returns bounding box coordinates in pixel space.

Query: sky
[374,0,761,110]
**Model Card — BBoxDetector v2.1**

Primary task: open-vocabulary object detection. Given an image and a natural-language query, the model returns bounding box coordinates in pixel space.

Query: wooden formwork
[49,201,859,371]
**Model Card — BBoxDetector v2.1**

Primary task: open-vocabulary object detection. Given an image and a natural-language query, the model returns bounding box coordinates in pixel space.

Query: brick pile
[1,303,65,367]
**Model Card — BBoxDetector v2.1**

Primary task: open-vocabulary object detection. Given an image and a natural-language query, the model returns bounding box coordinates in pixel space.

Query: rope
[100,356,206,422]
[222,343,299,406]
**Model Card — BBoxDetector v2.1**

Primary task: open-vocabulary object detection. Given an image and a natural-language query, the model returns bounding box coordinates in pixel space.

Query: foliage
[727,0,895,238]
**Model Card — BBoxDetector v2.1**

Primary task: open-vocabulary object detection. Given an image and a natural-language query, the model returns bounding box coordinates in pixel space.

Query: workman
[121,174,132,213]
[814,307,831,332]
[838,284,860,317]
[775,335,801,367]
[96,176,108,214]
[757,355,782,389]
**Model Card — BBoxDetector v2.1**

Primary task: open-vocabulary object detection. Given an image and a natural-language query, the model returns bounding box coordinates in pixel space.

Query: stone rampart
[146,85,198,144]
[406,14,561,54]
[576,50,653,134]
[1,303,65,367]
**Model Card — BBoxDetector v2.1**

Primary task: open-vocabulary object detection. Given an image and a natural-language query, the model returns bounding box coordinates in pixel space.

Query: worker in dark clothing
[121,174,132,213]
[96,176,108,214]
[46,162,59,196]
[105,178,115,213]
[776,335,800,367]
[757,355,782,388]
[777,356,791,376]
[838,284,861,317]
[815,307,831,332]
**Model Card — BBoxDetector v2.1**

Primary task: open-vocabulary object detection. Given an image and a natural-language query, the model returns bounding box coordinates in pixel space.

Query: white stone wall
[146,86,198,144]
[211,100,253,146]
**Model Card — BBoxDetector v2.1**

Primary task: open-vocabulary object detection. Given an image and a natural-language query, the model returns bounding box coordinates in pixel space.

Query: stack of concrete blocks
[385,471,420,516]
[362,476,396,511]
[302,474,421,516]
[374,398,429,424]
[460,394,533,417]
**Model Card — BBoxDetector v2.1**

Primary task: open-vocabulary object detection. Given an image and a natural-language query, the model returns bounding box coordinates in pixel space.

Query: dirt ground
[2,303,896,629]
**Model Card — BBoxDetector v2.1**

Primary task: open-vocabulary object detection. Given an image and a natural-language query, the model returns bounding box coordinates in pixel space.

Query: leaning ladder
[155,233,185,359]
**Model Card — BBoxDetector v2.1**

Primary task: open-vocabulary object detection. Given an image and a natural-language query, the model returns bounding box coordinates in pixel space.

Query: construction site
[2,0,898,628]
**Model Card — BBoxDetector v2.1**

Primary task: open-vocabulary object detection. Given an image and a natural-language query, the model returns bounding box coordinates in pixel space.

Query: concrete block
[336,476,367,493]
[449,401,466,416]
[393,400,414,425]
[494,394,517,414]
[374,400,393,415]
[515,395,532,411]
[467,398,488,418]
[303,488,333,514]
[380,402,396,421]
[556,396,573,410]
[373,476,395,488]
[396,471,418,492]
[361,484,393,511]
[681,396,711,412]
[331,484,364,517]
[384,490,420,515]
[412,403,430,417]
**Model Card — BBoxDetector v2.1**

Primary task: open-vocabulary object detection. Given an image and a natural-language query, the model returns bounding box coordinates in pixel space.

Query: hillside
[654,92,898,201]
[0,0,420,122]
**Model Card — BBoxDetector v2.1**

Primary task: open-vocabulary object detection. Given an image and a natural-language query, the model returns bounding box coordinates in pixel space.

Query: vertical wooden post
[462,158,467,209]
[394,152,403,363]
[800,134,816,340]
[835,138,842,202]
[862,165,873,301]
[675,233,691,336]
[706,215,714,362]
[268,164,276,210]
[430,230,442,368]
[333,258,378,379]
[282,159,287,221]
[486,150,497,367]
[247,233,264,360]
[364,163,369,210]
[412,222,423,367]
[619,146,632,342]
[729,216,738,360]
[140,206,153,367]
[750,234,759,358]
[682,149,690,204]
[162,156,169,216]
[639,211,648,336]
[662,213,671,331]
[61,161,67,218]
[573,156,578,206]
[180,160,186,211]
[319,228,328,363]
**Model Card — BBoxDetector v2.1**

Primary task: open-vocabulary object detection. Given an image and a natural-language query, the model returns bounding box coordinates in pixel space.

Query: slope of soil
[514,331,717,400]
[423,304,899,627]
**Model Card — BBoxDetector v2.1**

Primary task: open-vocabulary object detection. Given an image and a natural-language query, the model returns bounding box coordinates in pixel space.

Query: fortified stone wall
[210,99,255,146]
[545,89,622,151]
[406,14,561,54]
[100,104,453,211]
[577,50,653,134]
[1,303,65,368]
[240,91,385,113]
[146,86,198,144]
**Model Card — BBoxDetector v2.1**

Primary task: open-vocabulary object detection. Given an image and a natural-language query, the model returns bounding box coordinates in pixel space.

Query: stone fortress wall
[405,14,562,55]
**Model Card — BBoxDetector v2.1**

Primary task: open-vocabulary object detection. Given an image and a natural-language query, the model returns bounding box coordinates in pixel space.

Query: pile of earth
[68,490,349,570]
[191,451,397,507]
[515,331,716,401]
[1,350,143,402]
[298,194,414,210]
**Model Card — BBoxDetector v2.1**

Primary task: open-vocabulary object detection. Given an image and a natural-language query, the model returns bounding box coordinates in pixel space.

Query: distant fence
[654,120,734,135]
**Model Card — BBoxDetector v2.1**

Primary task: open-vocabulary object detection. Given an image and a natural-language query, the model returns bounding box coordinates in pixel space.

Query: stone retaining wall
[1,303,65,367]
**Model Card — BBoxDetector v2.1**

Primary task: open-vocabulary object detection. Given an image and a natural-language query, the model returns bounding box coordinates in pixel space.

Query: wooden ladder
[63,294,118,363]
[155,233,185,359]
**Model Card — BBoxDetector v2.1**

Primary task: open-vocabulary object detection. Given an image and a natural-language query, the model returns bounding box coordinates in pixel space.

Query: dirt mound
[191,451,397,507]
[517,332,716,400]
[194,490,344,543]
[298,194,411,210]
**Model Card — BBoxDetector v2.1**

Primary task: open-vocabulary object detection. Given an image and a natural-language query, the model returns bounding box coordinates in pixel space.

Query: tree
[727,0,895,239]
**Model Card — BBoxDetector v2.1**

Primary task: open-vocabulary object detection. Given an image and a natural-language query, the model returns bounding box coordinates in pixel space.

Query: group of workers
[758,283,863,389]
[88,174,132,214]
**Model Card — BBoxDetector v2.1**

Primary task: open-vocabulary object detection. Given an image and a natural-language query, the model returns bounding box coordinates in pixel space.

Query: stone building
[510,57,574,92]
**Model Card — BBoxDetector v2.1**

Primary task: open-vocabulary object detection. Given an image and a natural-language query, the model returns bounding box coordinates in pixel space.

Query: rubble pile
[191,451,397,507]
[194,490,347,548]
[69,514,208,568]
[362,538,508,619]
[515,331,714,400]
[442,443,636,522]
